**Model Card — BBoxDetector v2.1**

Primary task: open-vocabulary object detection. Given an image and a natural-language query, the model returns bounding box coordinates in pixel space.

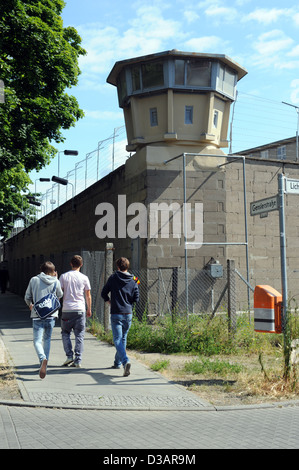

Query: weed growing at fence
[89,312,295,357]
[88,311,299,403]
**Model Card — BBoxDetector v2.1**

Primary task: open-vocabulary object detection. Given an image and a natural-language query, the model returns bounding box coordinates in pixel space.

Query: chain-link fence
[13,247,298,327]
[111,263,299,323]
[88,258,251,324]
[129,264,239,321]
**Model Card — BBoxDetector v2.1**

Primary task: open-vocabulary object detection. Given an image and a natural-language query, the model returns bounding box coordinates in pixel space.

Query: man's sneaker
[71,362,81,368]
[62,357,74,366]
[39,359,48,379]
[123,362,131,377]
[111,365,121,369]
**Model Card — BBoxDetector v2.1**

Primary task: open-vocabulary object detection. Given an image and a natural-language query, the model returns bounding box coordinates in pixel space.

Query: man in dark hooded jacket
[101,257,139,376]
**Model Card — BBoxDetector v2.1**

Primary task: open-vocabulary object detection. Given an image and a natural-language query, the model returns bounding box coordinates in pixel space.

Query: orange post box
[254,285,282,334]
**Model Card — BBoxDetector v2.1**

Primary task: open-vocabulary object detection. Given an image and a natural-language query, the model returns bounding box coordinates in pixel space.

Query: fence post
[227,259,237,335]
[104,242,114,332]
[171,267,178,312]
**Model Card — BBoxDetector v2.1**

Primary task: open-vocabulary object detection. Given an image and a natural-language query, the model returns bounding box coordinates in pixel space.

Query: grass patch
[184,357,243,375]
[88,311,299,405]
[150,359,170,372]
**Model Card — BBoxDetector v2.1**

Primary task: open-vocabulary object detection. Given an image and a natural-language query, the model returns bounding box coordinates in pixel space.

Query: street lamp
[57,150,78,206]
[34,177,51,194]
[74,161,83,195]
[52,176,68,185]
[15,213,27,229]
[282,101,299,162]
[26,195,41,207]
[52,176,75,210]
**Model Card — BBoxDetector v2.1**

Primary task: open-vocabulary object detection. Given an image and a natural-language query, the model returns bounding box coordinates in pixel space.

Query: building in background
[239,136,297,162]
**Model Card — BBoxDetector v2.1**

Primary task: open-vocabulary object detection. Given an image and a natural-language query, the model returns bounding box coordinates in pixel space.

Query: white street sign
[250,195,279,216]
[286,178,299,194]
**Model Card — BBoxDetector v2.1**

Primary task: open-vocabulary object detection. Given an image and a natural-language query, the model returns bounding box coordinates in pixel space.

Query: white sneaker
[71,362,81,368]
[62,357,74,366]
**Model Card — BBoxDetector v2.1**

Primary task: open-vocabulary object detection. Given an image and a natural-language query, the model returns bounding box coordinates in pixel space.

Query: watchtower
[107,50,247,165]
[107,50,247,281]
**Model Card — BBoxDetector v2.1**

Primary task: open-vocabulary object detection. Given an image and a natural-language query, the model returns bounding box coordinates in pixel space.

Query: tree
[0,0,86,237]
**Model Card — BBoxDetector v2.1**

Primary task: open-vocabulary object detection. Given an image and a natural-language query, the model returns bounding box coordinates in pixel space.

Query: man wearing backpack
[24,261,63,379]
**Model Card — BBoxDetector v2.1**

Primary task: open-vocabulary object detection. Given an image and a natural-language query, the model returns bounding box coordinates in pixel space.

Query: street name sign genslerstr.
[250,195,279,216]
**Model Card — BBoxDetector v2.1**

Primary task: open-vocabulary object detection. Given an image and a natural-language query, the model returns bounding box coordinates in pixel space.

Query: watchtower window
[132,66,141,91]
[175,60,185,85]
[174,59,211,87]
[185,106,193,124]
[150,108,158,127]
[217,64,237,98]
[141,62,164,89]
[213,110,219,128]
[186,60,211,87]
[117,69,127,103]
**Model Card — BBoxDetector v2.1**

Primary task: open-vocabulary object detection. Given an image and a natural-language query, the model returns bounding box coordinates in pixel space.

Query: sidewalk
[0,292,213,411]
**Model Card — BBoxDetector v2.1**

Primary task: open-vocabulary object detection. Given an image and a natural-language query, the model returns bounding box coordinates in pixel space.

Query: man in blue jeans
[59,255,92,368]
[24,261,63,379]
[101,257,139,377]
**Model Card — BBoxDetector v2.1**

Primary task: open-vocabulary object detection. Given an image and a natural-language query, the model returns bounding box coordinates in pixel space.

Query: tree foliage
[0,0,86,237]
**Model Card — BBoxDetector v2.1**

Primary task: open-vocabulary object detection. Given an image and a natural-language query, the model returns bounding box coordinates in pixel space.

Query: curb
[1,397,299,412]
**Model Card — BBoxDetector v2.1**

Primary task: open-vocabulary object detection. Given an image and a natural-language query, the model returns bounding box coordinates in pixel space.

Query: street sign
[285,178,299,194]
[250,195,279,216]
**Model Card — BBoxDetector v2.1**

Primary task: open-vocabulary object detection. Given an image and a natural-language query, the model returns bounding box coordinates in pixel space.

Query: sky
[29,0,299,199]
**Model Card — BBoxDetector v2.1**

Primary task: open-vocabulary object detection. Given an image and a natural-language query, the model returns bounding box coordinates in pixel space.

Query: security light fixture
[63,150,78,156]
[52,176,68,185]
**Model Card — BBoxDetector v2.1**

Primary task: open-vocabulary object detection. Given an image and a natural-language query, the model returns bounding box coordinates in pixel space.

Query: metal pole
[182,153,189,314]
[296,108,299,162]
[242,156,250,311]
[278,173,288,329]
[282,101,299,162]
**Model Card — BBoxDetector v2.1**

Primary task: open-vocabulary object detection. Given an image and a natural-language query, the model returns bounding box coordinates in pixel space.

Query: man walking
[101,257,139,377]
[59,255,91,368]
[24,261,63,379]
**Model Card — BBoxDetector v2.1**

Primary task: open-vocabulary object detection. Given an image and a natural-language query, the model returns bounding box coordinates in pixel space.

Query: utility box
[254,285,282,334]
[207,263,223,279]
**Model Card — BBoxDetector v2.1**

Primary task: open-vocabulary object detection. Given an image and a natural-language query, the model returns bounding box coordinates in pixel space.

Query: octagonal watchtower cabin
[107,50,247,166]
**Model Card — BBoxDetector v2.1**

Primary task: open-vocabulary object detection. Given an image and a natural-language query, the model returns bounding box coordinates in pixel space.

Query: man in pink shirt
[59,255,92,367]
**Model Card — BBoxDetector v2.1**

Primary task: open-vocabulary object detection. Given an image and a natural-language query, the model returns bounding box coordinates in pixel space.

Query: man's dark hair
[71,255,83,268]
[116,257,130,272]
[40,261,56,275]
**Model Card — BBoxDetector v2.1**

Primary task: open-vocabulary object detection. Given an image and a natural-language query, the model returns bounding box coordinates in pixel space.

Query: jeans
[61,312,86,364]
[32,318,56,363]
[110,314,132,367]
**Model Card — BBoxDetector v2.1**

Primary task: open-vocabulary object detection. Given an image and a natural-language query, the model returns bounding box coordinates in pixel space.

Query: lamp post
[57,150,78,206]
[112,126,122,171]
[65,169,75,200]
[34,177,51,195]
[25,195,41,224]
[74,161,83,195]
[52,176,75,210]
[282,101,299,162]
[85,151,94,189]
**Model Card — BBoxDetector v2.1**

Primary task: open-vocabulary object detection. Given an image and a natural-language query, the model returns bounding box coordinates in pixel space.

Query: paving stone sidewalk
[1,292,299,450]
[0,292,213,410]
